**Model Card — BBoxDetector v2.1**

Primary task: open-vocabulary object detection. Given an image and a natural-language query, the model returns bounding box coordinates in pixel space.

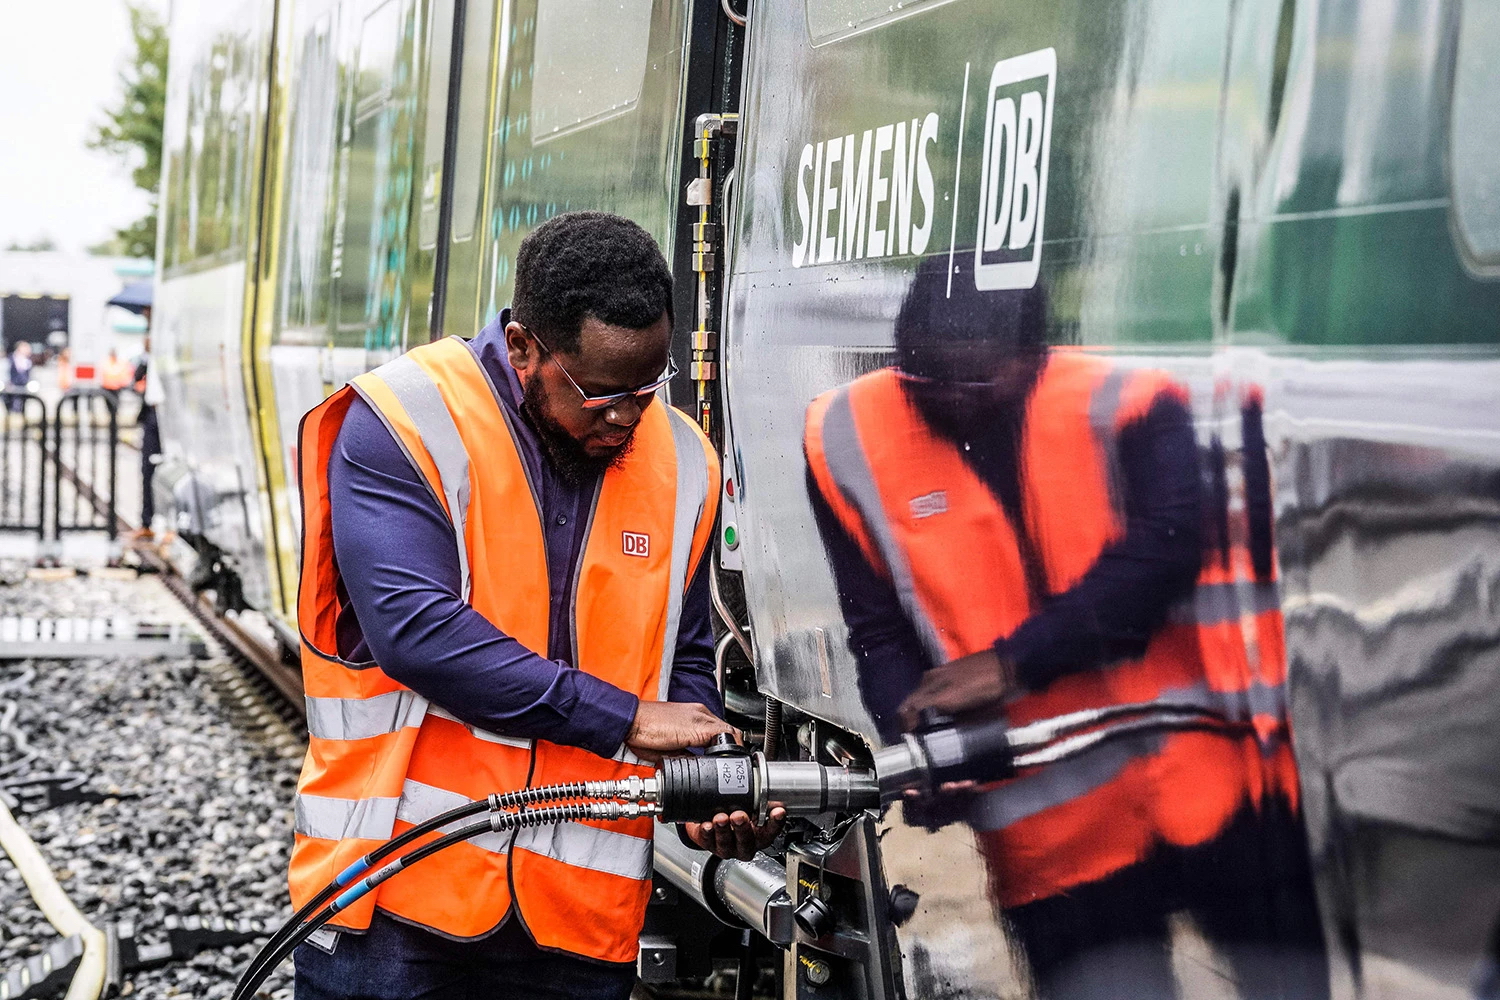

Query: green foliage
[5,236,59,252]
[86,215,157,258]
[89,2,169,261]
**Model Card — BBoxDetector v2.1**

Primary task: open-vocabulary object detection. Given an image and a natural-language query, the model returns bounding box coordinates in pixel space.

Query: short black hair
[512,211,674,355]
[894,251,1047,376]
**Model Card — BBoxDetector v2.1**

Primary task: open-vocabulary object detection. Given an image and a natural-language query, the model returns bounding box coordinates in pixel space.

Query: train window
[804,0,952,45]
[159,0,266,273]
[450,0,497,243]
[332,0,414,351]
[276,11,338,343]
[530,0,653,144]
[1451,0,1500,271]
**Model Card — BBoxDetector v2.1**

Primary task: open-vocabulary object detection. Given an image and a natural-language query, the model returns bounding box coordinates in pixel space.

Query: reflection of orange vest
[290,336,719,961]
[805,353,1297,907]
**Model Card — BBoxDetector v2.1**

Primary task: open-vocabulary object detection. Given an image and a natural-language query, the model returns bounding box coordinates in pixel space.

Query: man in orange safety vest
[291,213,781,1000]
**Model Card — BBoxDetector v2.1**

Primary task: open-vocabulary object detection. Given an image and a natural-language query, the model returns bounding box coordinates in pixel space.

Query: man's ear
[505,321,535,373]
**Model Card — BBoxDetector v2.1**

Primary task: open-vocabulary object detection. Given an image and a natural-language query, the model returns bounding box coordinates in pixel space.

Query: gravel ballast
[0,562,303,999]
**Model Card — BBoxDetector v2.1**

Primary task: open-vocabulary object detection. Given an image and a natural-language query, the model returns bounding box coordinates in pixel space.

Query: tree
[5,236,59,252]
[89,2,169,260]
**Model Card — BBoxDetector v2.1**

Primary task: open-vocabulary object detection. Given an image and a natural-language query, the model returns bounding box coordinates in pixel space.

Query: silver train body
[154,0,1500,996]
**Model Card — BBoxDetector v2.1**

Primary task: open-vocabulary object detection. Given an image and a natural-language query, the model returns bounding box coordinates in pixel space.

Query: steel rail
[49,449,306,718]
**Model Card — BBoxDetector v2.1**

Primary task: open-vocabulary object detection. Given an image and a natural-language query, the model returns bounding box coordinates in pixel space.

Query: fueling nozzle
[652,702,1242,823]
[654,735,880,823]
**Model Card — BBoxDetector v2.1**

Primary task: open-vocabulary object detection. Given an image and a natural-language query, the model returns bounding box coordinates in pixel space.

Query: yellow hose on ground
[0,799,106,1000]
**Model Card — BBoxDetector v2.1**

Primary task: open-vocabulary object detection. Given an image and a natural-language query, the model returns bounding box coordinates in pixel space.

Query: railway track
[50,441,306,727]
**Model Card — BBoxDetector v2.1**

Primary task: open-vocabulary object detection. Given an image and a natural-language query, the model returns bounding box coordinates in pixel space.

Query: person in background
[56,347,74,393]
[100,349,132,395]
[130,310,163,538]
[803,255,1326,1000]
[6,341,33,412]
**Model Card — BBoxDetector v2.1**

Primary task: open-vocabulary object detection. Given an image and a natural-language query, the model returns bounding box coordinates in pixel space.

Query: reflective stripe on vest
[817,386,948,664]
[657,409,713,699]
[349,354,473,601]
[294,778,648,871]
[305,689,428,742]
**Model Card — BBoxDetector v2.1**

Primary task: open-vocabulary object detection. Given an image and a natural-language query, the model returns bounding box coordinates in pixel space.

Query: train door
[250,0,456,624]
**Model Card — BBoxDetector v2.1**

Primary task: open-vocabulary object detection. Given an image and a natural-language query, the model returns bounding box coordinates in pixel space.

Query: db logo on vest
[973,47,1055,292]
[622,531,651,557]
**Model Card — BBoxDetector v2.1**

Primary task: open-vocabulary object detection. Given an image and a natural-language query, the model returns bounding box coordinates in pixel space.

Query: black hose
[236,782,620,998]
[232,818,497,1000]
[235,801,625,1000]
[232,798,489,1000]
[762,697,782,760]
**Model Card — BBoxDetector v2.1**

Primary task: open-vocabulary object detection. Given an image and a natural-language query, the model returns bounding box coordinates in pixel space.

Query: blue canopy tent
[106,280,153,316]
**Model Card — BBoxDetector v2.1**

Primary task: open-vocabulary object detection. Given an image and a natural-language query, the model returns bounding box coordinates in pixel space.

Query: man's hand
[625,701,733,763]
[897,648,1015,732]
[683,805,787,861]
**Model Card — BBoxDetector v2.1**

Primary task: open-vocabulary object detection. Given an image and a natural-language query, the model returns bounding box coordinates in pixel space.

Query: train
[151,0,1500,997]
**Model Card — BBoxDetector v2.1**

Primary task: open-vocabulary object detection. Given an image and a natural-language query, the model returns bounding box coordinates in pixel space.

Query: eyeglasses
[893,369,1004,390]
[526,326,678,411]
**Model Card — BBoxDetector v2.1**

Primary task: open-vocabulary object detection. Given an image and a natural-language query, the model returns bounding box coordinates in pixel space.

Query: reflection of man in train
[291,213,781,999]
[804,256,1327,999]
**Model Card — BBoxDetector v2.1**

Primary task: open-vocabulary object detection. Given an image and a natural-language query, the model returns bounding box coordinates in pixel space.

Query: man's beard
[521,371,636,485]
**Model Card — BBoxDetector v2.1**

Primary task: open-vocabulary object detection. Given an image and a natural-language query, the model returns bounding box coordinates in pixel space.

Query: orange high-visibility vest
[101,357,132,391]
[804,353,1298,908]
[289,336,719,962]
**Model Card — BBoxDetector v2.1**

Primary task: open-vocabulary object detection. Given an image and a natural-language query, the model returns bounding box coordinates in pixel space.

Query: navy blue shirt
[809,383,1203,743]
[328,314,721,759]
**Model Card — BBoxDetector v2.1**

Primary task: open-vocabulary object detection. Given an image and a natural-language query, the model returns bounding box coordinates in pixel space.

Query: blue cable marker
[334,858,371,887]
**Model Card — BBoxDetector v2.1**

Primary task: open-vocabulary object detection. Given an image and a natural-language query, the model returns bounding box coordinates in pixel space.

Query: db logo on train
[622,531,651,558]
[973,47,1056,291]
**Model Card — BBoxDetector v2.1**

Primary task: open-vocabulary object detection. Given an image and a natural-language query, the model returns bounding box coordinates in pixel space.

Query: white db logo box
[973,48,1056,291]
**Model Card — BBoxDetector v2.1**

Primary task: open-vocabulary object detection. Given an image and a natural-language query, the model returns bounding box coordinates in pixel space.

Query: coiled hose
[762,697,783,760]
[233,785,647,1000]
[0,798,106,1000]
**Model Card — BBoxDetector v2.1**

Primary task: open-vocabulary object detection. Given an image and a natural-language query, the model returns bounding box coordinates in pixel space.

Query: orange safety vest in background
[289,336,719,962]
[101,357,133,391]
[805,353,1298,908]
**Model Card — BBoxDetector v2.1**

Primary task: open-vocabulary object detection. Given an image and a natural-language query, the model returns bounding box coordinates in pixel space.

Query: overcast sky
[0,0,166,255]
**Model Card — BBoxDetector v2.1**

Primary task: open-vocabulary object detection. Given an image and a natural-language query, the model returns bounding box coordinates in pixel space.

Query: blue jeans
[293,912,637,1000]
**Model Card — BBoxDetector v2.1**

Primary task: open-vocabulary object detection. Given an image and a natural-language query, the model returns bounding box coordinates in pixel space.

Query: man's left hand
[683,805,786,861]
[897,649,1015,732]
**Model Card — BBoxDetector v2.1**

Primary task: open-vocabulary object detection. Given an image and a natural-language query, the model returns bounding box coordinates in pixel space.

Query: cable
[236,783,655,996]
[237,780,644,997]
[232,796,490,997]
[234,801,655,1000]
[232,817,498,1000]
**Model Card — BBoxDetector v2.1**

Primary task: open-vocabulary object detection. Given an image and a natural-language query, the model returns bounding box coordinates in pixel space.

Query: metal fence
[0,390,118,542]
[0,391,48,536]
[53,391,118,540]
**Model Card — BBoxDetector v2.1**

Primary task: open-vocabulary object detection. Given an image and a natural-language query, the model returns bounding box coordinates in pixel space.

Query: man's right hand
[625,701,733,762]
